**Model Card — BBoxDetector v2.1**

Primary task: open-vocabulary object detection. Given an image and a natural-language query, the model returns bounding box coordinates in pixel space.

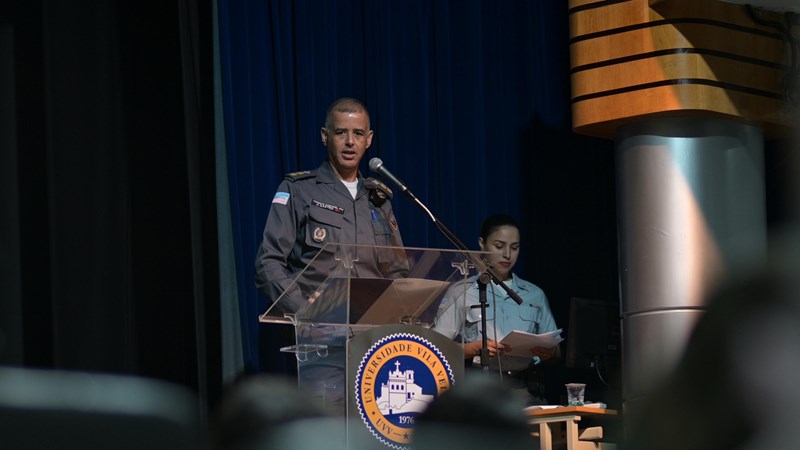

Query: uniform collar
[487,273,526,293]
[317,160,368,199]
[318,160,363,183]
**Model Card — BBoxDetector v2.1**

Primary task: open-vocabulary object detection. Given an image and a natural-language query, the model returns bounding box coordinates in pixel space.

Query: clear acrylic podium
[259,243,486,448]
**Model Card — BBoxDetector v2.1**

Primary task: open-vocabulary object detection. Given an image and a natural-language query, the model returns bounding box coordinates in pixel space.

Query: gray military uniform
[255,159,407,312]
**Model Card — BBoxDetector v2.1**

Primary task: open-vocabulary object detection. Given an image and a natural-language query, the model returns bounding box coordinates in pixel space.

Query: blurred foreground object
[0,367,200,450]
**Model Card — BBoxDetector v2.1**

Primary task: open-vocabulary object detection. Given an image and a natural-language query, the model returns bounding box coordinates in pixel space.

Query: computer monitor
[565,297,619,369]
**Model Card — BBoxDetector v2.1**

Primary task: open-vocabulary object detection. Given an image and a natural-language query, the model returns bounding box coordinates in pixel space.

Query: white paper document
[499,329,564,358]
[523,404,562,411]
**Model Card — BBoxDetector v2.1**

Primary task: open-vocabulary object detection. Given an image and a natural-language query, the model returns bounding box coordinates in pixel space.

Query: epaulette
[284,170,316,181]
[363,177,393,199]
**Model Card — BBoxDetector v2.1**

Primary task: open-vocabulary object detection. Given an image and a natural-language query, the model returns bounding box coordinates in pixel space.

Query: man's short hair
[324,97,370,130]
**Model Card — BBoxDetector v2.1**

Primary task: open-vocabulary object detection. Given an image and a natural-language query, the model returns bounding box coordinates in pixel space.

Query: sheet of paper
[524,404,562,411]
[499,329,564,357]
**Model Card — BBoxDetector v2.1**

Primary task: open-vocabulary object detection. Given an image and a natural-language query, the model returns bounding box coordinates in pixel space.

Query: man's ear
[478,237,485,251]
[365,129,373,149]
[320,127,328,145]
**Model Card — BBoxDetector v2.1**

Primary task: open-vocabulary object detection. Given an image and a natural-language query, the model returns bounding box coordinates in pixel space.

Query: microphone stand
[374,167,523,370]
[476,272,491,371]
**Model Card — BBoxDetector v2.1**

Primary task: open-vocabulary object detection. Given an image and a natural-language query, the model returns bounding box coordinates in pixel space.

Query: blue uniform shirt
[432,273,557,371]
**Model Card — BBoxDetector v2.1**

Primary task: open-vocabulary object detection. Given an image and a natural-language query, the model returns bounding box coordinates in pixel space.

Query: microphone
[369,156,433,224]
[368,158,409,194]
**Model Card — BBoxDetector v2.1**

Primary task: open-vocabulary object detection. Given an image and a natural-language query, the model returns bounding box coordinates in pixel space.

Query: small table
[526,406,618,450]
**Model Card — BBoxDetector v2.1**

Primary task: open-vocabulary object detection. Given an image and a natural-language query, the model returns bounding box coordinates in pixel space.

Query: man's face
[321,111,373,179]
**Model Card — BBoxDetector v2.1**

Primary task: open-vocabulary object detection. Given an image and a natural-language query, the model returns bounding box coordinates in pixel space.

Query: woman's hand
[530,345,558,361]
[463,339,509,359]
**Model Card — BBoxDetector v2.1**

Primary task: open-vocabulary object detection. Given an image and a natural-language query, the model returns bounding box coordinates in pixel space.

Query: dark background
[1,0,220,407]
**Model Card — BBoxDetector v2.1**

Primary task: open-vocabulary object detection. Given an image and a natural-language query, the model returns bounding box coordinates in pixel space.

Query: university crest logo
[354,333,455,449]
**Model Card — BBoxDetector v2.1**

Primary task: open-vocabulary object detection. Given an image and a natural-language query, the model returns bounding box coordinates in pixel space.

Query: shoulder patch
[272,192,290,205]
[284,170,316,181]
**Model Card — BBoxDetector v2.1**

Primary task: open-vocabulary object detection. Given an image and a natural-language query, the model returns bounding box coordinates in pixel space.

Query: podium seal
[354,332,455,449]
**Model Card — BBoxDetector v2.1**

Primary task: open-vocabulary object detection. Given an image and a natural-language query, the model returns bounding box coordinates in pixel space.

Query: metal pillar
[616,117,768,417]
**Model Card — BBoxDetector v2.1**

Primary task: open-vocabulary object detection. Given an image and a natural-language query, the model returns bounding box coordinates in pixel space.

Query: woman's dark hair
[479,214,520,241]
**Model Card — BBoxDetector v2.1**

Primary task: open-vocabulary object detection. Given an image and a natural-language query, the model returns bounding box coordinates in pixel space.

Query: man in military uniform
[254,97,408,414]
[255,97,407,309]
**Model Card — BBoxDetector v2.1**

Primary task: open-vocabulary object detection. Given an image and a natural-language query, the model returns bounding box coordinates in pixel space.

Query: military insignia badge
[389,216,398,231]
[312,227,327,242]
[355,333,455,449]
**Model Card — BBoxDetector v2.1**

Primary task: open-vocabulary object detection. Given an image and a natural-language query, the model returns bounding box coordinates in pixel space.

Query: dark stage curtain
[3,0,220,409]
[216,0,619,376]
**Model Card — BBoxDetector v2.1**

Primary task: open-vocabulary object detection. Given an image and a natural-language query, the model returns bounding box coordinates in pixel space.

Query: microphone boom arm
[369,157,523,305]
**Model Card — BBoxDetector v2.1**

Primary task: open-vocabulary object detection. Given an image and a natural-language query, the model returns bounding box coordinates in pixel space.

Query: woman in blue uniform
[433,214,560,405]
